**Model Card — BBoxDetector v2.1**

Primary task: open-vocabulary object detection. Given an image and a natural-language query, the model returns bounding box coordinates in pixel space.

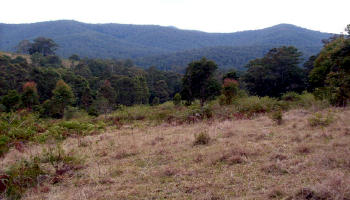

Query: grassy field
[1,99,350,199]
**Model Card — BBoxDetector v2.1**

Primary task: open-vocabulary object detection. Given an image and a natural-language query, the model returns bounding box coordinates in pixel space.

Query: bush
[308,112,334,127]
[222,78,239,105]
[193,132,210,146]
[234,96,279,116]
[281,91,301,101]
[218,94,226,106]
[4,157,45,200]
[173,93,181,106]
[152,97,160,106]
[0,112,41,156]
[0,104,6,113]
[0,135,10,156]
[270,109,283,125]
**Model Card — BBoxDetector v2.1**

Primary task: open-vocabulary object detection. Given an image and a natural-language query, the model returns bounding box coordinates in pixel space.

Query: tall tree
[51,80,75,118]
[181,58,221,106]
[242,46,306,97]
[28,37,58,56]
[15,40,32,54]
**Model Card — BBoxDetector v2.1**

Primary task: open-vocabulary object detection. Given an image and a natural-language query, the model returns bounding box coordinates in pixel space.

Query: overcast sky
[1,0,349,33]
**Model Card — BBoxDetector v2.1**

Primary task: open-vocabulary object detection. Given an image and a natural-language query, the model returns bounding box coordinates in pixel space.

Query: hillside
[0,20,332,69]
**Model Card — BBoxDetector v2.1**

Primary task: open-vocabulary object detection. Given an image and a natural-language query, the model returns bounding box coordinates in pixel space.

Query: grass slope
[1,106,349,199]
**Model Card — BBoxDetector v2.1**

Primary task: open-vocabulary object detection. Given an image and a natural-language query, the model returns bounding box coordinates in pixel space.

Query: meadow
[1,93,349,199]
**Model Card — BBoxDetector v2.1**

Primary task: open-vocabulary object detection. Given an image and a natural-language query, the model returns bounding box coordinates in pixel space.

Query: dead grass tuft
[261,162,288,175]
[293,171,350,200]
[193,132,211,146]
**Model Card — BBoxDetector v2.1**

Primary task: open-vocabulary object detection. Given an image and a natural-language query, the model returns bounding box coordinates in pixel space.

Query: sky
[1,0,349,34]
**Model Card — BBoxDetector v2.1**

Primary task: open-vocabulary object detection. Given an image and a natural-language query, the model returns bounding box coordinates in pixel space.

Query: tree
[51,80,75,118]
[30,67,61,101]
[310,33,350,106]
[181,58,221,106]
[15,40,32,54]
[111,76,149,106]
[28,37,58,56]
[98,80,117,108]
[21,82,39,109]
[242,46,306,97]
[1,90,21,112]
[345,24,350,35]
[223,70,239,81]
[152,80,169,103]
[69,54,80,67]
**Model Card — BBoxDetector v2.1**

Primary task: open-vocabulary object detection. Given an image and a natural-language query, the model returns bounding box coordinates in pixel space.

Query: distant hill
[0,20,333,69]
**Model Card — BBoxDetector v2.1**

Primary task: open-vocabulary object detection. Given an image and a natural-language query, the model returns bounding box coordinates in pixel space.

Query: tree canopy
[242,46,306,97]
[181,58,221,106]
[309,33,350,106]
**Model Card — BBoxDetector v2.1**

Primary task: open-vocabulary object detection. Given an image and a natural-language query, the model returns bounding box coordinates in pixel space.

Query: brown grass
[1,107,350,199]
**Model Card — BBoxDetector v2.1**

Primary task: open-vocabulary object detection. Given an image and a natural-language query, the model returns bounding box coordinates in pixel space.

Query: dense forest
[0,21,332,70]
[0,39,183,118]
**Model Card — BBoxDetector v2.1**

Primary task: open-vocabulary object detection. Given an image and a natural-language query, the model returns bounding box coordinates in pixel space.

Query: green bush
[308,112,334,127]
[218,94,226,106]
[173,93,181,106]
[0,135,10,156]
[281,92,301,101]
[270,109,283,125]
[234,96,279,116]
[4,157,45,200]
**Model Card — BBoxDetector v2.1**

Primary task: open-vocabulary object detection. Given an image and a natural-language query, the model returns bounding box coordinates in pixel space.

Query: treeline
[134,45,322,72]
[0,38,182,117]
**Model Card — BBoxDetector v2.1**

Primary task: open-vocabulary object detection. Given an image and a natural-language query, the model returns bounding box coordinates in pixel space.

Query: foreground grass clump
[3,158,44,200]
[193,132,210,145]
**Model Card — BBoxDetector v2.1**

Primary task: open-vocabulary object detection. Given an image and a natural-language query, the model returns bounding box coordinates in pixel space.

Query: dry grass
[1,107,350,199]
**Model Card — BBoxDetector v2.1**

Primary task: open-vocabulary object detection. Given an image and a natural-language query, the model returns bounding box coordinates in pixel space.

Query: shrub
[173,93,181,106]
[1,90,21,112]
[218,94,226,106]
[0,104,6,113]
[193,132,210,146]
[270,109,283,125]
[0,135,10,156]
[281,91,301,101]
[152,97,160,106]
[4,157,45,200]
[87,106,99,116]
[222,78,239,105]
[308,112,334,127]
[234,96,279,116]
[202,104,213,119]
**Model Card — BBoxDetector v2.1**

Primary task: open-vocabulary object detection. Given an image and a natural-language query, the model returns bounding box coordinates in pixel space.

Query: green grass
[0,110,106,156]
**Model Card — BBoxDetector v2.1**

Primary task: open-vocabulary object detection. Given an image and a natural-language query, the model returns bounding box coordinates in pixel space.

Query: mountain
[0,20,333,69]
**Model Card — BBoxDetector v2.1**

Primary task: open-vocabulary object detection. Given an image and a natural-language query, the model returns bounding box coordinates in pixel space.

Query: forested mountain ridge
[0,20,333,69]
